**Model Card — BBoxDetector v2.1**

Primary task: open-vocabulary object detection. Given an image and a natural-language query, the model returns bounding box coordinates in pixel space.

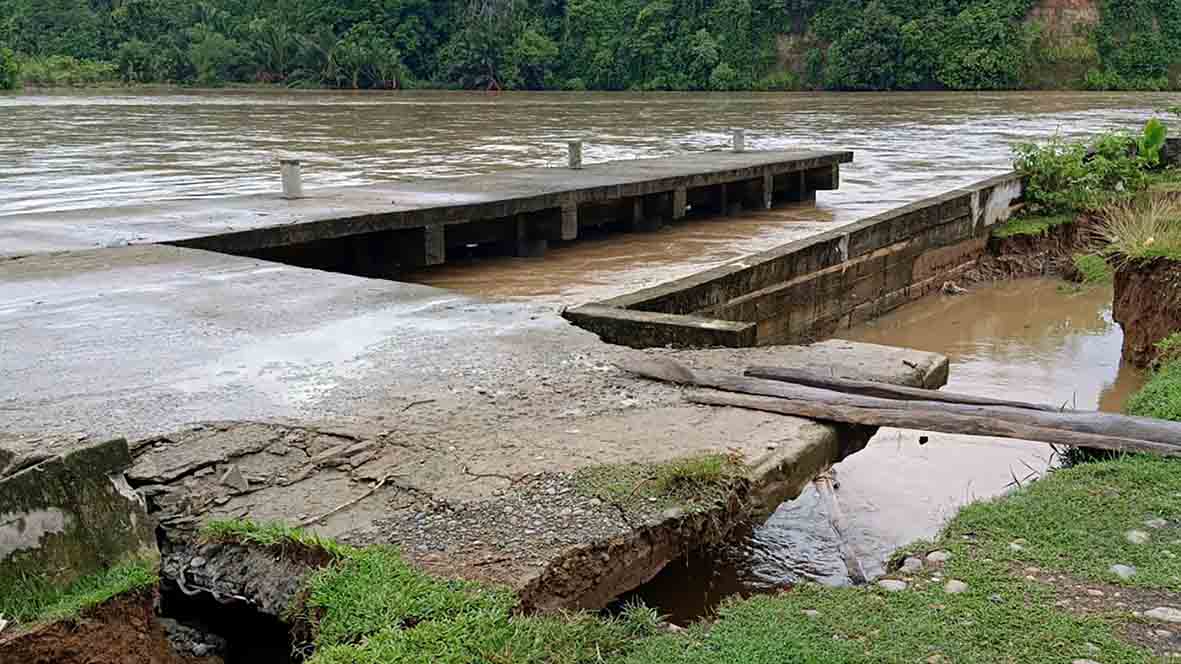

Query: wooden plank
[688,391,1181,457]
[619,357,1181,450]
[746,365,1062,412]
[814,470,867,585]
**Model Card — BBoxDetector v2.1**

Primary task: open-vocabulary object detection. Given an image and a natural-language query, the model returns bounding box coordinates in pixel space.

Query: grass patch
[1095,195,1181,264]
[1126,359,1181,422]
[0,558,157,624]
[572,453,747,512]
[1072,252,1114,284]
[201,519,354,559]
[991,213,1075,239]
[304,545,664,664]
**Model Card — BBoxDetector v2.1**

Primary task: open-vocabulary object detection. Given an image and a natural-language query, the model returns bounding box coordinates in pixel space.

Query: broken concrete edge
[0,438,159,596]
[564,172,1025,349]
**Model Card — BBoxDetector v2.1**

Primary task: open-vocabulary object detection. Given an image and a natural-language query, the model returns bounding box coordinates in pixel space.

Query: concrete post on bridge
[568,140,583,170]
[280,159,304,199]
[732,129,746,153]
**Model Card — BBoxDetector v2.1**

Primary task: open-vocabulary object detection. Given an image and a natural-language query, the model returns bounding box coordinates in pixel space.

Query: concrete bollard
[280,159,304,199]
[568,140,583,170]
[732,129,746,153]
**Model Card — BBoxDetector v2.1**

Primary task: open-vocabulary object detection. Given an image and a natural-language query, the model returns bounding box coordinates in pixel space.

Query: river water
[627,278,1146,624]
[0,88,1163,621]
[0,88,1172,300]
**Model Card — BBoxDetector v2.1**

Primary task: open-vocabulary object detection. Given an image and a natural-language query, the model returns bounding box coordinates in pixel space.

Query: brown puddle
[622,278,1145,625]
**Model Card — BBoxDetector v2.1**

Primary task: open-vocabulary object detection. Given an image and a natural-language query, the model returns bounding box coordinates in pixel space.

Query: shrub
[1094,195,1181,265]
[1071,253,1113,283]
[0,46,18,89]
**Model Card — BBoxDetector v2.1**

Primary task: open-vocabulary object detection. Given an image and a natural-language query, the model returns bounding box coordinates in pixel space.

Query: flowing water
[625,278,1146,624]
[0,88,1173,300]
[1,88,1164,621]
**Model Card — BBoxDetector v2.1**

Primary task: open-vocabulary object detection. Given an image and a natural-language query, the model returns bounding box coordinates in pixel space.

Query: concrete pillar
[672,188,688,220]
[505,216,547,257]
[568,141,583,170]
[732,129,745,153]
[280,159,303,199]
[423,224,445,265]
[561,203,579,240]
[762,173,774,209]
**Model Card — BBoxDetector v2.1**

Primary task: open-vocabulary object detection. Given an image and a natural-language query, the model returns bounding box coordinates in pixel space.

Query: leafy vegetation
[0,558,157,624]
[0,45,18,89]
[1013,122,1166,214]
[0,0,1179,90]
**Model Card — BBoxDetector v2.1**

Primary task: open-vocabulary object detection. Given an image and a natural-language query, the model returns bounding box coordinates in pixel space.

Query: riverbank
[9,450,1178,663]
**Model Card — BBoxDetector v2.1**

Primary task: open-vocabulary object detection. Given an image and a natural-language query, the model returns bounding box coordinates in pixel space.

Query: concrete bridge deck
[0,149,850,270]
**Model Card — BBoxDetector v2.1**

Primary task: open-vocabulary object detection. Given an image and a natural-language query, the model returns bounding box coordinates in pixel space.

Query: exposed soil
[968,215,1091,282]
[1113,258,1181,367]
[0,589,221,664]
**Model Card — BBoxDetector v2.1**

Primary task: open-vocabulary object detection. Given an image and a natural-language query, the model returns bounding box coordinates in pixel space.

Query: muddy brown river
[0,88,1166,621]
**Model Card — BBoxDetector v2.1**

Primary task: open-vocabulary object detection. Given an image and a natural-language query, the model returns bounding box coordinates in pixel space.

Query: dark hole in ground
[159,580,298,664]
[608,543,758,626]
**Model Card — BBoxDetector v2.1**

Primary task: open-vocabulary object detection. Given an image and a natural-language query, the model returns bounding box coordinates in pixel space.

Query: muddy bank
[0,588,221,664]
[969,213,1091,282]
[1113,258,1181,367]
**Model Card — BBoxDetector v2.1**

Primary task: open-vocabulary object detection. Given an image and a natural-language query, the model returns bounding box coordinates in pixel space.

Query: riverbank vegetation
[0,558,157,624]
[194,443,1181,664]
[0,0,1178,91]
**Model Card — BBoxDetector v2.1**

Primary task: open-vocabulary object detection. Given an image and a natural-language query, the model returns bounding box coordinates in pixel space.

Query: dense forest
[0,0,1178,91]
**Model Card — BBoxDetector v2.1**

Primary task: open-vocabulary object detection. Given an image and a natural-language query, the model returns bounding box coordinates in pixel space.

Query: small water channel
[621,277,1146,625]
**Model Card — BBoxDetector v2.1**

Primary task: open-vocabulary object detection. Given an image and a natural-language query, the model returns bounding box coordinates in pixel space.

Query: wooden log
[687,391,1181,457]
[618,357,1181,448]
[745,365,1062,412]
[813,469,867,585]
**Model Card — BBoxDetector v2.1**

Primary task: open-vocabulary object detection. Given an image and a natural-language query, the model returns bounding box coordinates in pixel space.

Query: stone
[944,579,968,594]
[1126,529,1151,545]
[878,579,908,592]
[189,556,206,569]
[1086,589,1105,597]
[1146,518,1169,529]
[926,550,951,564]
[1071,660,1101,664]
[988,594,1004,604]
[1155,629,1174,638]
[901,557,924,573]
[802,609,821,619]
[220,464,248,493]
[1110,564,1137,580]
[1009,542,1025,552]
[1146,607,1181,624]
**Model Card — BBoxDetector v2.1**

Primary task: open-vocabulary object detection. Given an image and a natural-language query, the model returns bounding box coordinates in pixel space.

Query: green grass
[304,546,665,664]
[201,518,354,559]
[572,454,747,512]
[1096,195,1181,264]
[1126,359,1181,422]
[1072,253,1114,284]
[991,213,1076,239]
[0,558,157,624]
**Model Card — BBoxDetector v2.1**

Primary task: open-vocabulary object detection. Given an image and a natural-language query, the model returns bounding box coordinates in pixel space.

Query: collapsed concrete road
[0,243,946,609]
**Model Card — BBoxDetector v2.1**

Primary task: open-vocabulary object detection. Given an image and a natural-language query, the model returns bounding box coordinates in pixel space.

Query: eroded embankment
[1114,258,1181,367]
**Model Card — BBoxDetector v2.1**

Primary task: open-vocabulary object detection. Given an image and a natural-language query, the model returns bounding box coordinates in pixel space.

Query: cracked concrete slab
[1,243,947,609]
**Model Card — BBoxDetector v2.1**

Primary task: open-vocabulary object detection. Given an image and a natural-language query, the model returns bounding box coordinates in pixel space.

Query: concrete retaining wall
[1,439,157,589]
[565,173,1024,348]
